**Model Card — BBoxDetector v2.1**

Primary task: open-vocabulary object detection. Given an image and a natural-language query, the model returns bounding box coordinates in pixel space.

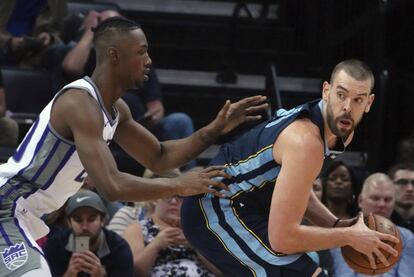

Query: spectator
[396,136,414,164]
[0,68,18,146]
[0,0,67,67]
[388,163,414,233]
[44,190,134,277]
[312,177,323,201]
[62,10,196,171]
[330,173,414,276]
[123,193,219,276]
[106,203,144,236]
[321,160,358,219]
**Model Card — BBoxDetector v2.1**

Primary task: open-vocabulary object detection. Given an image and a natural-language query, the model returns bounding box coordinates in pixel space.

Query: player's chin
[338,126,354,138]
[133,80,144,89]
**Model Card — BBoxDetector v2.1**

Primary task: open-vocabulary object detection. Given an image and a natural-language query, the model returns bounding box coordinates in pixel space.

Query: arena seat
[67,0,120,15]
[1,67,52,115]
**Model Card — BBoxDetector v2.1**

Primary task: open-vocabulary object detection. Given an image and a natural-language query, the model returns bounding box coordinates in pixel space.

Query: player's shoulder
[281,118,323,149]
[274,118,324,164]
[55,87,96,108]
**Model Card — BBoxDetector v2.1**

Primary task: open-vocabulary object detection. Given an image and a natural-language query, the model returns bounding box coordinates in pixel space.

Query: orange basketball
[341,214,403,275]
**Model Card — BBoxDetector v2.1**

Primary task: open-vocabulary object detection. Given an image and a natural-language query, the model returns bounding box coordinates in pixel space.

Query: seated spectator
[44,190,134,277]
[330,173,414,276]
[61,10,196,171]
[0,68,18,146]
[123,189,220,276]
[321,160,358,219]
[312,177,323,201]
[106,202,145,236]
[0,0,67,67]
[388,163,414,233]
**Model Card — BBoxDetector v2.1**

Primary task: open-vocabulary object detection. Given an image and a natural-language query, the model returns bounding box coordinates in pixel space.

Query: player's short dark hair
[330,59,375,90]
[92,16,141,46]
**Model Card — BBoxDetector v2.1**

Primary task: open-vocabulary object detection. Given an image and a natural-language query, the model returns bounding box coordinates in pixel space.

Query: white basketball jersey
[0,77,119,239]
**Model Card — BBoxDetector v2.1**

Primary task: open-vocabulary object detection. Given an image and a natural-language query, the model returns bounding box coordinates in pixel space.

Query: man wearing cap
[43,190,134,277]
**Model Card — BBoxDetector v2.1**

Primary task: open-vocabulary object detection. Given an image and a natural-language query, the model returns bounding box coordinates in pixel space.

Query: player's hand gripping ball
[341,214,402,275]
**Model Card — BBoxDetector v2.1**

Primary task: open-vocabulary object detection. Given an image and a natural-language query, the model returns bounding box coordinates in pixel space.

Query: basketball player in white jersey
[0,16,268,276]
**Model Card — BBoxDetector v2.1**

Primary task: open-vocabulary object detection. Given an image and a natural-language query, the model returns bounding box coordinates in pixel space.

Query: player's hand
[174,166,230,197]
[211,95,268,135]
[346,213,399,269]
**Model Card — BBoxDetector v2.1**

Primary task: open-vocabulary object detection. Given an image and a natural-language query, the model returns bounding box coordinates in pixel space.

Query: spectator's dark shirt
[391,210,414,233]
[44,228,133,277]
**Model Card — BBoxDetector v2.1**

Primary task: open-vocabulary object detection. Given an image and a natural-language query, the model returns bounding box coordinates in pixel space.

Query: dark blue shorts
[181,195,325,277]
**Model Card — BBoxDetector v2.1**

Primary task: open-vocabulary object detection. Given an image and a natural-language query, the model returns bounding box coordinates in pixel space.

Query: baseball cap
[66,190,107,216]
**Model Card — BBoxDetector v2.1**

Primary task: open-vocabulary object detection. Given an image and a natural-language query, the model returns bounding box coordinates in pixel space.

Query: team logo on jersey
[1,242,28,270]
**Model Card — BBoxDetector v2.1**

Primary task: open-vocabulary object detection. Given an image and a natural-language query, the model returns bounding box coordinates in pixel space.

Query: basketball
[341,214,403,275]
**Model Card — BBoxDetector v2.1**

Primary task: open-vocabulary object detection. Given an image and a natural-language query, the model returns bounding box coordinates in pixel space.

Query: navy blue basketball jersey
[211,99,344,203]
[181,99,343,276]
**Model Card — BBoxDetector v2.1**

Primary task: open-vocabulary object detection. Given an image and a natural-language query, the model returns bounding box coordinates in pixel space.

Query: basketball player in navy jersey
[0,17,268,276]
[181,60,400,277]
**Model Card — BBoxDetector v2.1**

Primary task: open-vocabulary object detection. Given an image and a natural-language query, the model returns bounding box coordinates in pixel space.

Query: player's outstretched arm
[50,90,228,202]
[114,96,268,173]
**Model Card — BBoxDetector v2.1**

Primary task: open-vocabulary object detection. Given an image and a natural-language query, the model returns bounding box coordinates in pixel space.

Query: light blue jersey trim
[219,198,302,265]
[201,198,266,276]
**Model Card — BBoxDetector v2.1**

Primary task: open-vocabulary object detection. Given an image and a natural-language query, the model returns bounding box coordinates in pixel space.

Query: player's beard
[326,105,357,140]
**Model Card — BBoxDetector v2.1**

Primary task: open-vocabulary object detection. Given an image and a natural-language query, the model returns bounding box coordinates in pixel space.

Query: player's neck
[90,69,123,111]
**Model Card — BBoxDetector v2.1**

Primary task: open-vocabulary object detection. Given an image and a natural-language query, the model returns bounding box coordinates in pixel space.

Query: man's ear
[364,93,375,113]
[66,217,72,228]
[322,81,330,102]
[107,46,119,63]
[358,194,363,209]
